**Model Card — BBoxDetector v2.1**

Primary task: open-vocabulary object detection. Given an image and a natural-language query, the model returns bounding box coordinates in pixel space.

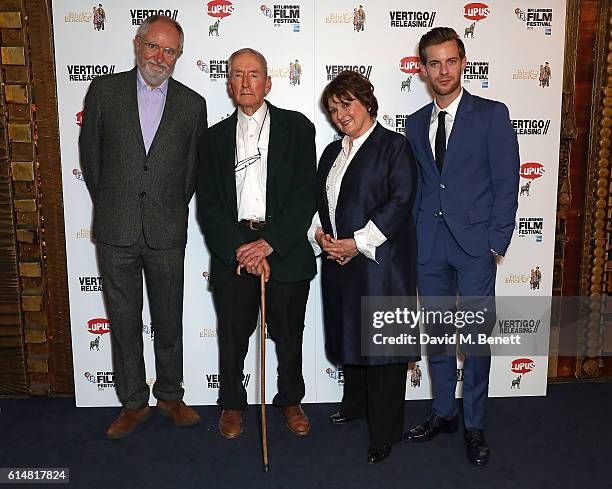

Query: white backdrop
[53,0,565,406]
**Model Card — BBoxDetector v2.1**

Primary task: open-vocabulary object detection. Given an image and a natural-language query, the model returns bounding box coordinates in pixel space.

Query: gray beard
[138,60,173,87]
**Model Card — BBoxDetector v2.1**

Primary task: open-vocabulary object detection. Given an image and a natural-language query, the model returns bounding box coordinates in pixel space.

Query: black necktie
[435,111,447,174]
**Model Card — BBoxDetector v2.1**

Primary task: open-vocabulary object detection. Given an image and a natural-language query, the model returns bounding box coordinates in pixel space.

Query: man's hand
[315,227,333,250]
[242,256,270,282]
[324,238,359,266]
[236,239,273,272]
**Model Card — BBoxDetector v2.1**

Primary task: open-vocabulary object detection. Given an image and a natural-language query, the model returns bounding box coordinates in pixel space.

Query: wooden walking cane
[237,264,270,472]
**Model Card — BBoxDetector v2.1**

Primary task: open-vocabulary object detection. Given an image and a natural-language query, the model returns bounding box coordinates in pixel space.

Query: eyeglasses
[138,36,180,60]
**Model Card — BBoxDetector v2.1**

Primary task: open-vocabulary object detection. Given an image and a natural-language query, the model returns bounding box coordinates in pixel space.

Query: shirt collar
[341,120,377,154]
[431,88,463,124]
[137,69,169,96]
[237,101,268,128]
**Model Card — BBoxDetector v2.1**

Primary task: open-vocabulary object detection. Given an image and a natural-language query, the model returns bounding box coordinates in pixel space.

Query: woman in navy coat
[309,71,419,464]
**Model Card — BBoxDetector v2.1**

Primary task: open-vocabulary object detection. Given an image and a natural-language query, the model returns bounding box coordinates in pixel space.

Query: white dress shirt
[308,122,386,262]
[428,88,463,159]
[236,102,270,221]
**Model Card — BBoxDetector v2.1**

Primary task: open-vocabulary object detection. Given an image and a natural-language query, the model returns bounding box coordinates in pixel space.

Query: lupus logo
[87,318,110,335]
[515,7,552,34]
[67,64,115,82]
[326,367,344,384]
[389,10,436,28]
[510,358,534,388]
[463,2,489,38]
[326,65,372,81]
[130,9,178,26]
[76,111,83,127]
[399,56,420,93]
[516,217,544,242]
[261,4,300,31]
[383,114,409,135]
[512,119,551,136]
[463,61,489,88]
[519,162,545,197]
[72,168,85,181]
[207,0,234,18]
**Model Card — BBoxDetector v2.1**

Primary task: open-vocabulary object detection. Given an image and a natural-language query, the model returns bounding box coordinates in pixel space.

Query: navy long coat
[317,123,420,366]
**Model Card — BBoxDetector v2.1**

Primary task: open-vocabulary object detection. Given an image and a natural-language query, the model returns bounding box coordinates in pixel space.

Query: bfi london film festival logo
[195,59,228,80]
[325,4,366,32]
[519,162,545,197]
[325,367,344,384]
[516,217,544,242]
[515,7,553,35]
[131,9,178,26]
[408,364,422,388]
[463,3,490,39]
[142,322,154,341]
[463,61,489,89]
[382,114,409,135]
[207,0,235,37]
[72,169,85,181]
[65,3,106,31]
[389,10,436,29]
[86,317,109,352]
[326,64,372,82]
[260,4,301,32]
[206,373,251,389]
[510,358,535,389]
[512,119,551,136]
[399,56,420,93]
[84,371,115,390]
[67,64,115,82]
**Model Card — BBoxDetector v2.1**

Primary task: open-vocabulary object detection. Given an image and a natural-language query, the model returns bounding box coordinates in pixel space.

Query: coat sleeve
[196,132,246,267]
[78,78,103,199]
[366,136,417,239]
[184,98,208,203]
[487,102,520,255]
[260,121,317,258]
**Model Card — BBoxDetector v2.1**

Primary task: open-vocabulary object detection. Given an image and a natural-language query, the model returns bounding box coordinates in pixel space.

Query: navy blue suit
[406,90,519,430]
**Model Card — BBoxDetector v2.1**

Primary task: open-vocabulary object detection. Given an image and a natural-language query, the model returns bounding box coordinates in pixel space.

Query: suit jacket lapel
[443,90,474,174]
[147,77,179,159]
[221,111,239,221]
[126,68,145,153]
[266,102,288,192]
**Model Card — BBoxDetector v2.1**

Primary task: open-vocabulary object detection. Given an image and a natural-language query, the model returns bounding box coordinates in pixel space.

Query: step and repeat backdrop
[53,0,565,406]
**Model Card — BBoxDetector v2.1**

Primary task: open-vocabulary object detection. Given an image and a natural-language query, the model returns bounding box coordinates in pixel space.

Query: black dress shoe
[404,414,459,442]
[367,444,392,464]
[465,430,490,466]
[328,412,350,425]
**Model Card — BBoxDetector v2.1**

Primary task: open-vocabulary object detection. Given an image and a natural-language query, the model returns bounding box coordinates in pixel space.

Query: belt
[239,219,266,231]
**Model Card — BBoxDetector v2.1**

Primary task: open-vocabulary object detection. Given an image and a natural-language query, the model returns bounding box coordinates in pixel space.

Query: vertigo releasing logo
[512,119,551,136]
[67,65,115,82]
[131,9,178,25]
[389,10,436,28]
[206,373,250,389]
[463,61,489,88]
[515,7,552,35]
[80,276,103,292]
[326,64,372,81]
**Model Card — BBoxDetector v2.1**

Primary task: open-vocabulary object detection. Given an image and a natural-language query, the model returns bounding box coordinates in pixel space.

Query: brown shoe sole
[157,405,202,427]
[218,418,243,439]
[105,408,152,440]
[286,423,310,436]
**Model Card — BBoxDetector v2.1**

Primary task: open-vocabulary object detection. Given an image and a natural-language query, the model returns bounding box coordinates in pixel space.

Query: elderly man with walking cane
[196,48,317,443]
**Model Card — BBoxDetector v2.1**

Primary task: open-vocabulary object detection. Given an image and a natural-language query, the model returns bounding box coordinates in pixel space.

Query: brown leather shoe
[105,406,151,440]
[219,409,243,439]
[281,404,310,436]
[157,400,202,427]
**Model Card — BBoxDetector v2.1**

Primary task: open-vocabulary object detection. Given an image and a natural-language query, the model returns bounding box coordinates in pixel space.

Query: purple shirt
[136,70,168,153]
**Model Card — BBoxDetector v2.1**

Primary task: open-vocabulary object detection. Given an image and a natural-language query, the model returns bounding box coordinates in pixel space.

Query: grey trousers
[97,230,186,409]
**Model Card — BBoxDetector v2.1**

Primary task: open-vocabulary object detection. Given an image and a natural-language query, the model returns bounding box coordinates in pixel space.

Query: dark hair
[136,15,184,51]
[418,27,465,63]
[321,70,378,118]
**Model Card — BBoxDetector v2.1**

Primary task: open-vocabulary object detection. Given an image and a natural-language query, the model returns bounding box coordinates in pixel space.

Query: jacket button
[140,191,146,198]
[440,183,446,189]
[434,211,439,217]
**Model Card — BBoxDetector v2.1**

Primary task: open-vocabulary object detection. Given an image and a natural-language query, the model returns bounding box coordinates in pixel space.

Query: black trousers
[340,363,409,450]
[212,271,310,410]
[97,231,185,409]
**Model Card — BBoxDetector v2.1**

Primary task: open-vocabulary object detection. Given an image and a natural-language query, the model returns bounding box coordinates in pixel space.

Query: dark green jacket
[196,102,317,288]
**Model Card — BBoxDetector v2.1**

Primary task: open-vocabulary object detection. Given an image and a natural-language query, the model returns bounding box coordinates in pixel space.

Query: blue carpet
[1,382,610,489]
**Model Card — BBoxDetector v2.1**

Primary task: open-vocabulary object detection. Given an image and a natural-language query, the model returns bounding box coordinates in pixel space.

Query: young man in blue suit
[404,27,519,466]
